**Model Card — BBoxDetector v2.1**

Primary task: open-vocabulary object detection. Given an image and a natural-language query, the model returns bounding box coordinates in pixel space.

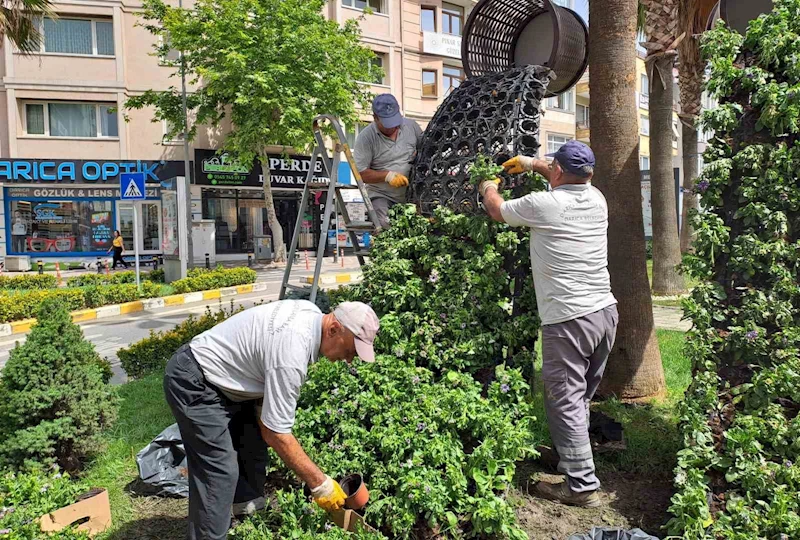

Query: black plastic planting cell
[409,65,552,216]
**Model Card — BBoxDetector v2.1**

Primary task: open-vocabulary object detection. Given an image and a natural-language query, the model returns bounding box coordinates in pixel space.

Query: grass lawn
[83,330,689,538]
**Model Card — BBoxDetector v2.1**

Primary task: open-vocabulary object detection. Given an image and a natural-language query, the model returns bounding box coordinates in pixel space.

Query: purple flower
[0,529,10,535]
[325,522,334,531]
[403,416,408,422]
[500,384,510,393]
[785,460,793,468]
[439,313,447,320]
[350,367,358,376]
[429,269,440,284]
[460,323,467,329]
[394,346,405,358]
[331,387,339,396]
[40,484,50,493]
[417,422,426,432]
[303,505,315,515]
[746,330,759,341]
[412,376,421,384]
[781,192,790,201]
[407,493,414,499]
[695,180,710,193]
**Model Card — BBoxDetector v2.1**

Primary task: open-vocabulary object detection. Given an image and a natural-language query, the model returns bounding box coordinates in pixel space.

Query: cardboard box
[329,508,378,533]
[39,488,112,537]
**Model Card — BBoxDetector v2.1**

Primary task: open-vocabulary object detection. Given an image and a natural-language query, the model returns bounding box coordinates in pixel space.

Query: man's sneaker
[533,480,601,508]
[231,496,265,517]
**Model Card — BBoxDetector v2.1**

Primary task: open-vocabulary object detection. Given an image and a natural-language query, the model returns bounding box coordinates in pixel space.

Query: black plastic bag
[568,528,659,540]
[135,423,189,498]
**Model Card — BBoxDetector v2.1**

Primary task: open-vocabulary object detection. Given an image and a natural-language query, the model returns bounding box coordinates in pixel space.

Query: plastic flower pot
[340,473,369,510]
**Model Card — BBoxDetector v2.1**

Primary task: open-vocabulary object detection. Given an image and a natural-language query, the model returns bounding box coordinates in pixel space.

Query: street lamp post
[178,0,193,274]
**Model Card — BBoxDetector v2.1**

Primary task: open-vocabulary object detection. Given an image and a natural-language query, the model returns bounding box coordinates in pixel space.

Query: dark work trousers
[163,344,269,540]
[541,304,618,493]
[111,247,128,269]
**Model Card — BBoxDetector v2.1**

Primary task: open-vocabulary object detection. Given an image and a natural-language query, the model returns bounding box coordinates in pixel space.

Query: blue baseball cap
[546,140,595,177]
[372,94,403,129]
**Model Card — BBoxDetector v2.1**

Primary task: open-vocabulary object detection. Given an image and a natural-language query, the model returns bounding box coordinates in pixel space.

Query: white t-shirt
[501,184,617,326]
[190,300,322,433]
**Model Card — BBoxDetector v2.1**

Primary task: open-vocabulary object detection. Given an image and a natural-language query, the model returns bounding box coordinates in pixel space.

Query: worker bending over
[163,300,380,539]
[479,141,618,508]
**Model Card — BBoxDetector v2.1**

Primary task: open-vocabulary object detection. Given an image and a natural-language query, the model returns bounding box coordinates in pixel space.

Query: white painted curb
[95,305,122,319]
[252,282,268,292]
[220,287,238,297]
[142,298,166,310]
[183,292,204,304]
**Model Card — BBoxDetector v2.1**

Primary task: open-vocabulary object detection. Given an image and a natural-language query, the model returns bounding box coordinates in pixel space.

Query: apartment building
[0,0,583,262]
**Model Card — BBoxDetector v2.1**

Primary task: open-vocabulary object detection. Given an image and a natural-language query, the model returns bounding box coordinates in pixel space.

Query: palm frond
[0,0,53,55]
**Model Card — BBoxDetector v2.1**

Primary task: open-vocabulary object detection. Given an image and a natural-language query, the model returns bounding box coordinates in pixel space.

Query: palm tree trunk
[260,159,287,263]
[648,54,686,295]
[680,119,699,252]
[589,0,666,399]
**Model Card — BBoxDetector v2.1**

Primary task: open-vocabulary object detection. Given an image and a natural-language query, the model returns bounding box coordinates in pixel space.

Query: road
[0,260,361,384]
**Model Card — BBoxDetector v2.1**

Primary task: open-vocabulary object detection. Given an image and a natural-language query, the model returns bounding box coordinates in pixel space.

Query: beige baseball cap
[333,302,380,362]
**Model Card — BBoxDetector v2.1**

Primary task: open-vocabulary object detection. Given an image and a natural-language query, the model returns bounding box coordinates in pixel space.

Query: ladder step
[284,284,311,293]
[307,182,359,190]
[344,221,375,231]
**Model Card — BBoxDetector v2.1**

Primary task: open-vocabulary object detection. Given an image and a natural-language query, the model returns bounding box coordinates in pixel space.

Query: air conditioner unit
[4,255,31,272]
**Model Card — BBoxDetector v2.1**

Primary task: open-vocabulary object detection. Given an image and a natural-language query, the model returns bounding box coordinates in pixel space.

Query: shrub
[82,284,140,308]
[0,274,58,290]
[0,467,91,539]
[0,299,118,470]
[171,266,257,294]
[67,272,136,287]
[0,289,86,323]
[118,303,243,378]
[148,268,165,283]
[668,4,800,538]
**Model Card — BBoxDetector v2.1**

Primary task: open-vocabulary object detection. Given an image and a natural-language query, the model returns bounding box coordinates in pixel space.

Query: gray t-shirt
[189,300,322,433]
[501,184,617,326]
[354,119,423,203]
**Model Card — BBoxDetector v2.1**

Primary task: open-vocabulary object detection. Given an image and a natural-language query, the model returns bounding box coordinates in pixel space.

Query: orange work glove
[502,155,536,175]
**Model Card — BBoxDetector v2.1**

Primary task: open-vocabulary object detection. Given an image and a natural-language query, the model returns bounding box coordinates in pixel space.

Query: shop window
[443,65,464,96]
[23,101,118,138]
[8,199,114,254]
[546,133,573,155]
[421,6,436,32]
[341,0,385,14]
[442,3,463,36]
[422,69,437,98]
[32,16,114,56]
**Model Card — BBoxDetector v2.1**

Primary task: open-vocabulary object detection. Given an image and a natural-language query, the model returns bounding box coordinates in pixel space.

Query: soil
[514,465,674,540]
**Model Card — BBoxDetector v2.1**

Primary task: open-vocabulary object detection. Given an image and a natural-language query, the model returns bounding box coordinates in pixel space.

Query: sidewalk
[653,305,690,332]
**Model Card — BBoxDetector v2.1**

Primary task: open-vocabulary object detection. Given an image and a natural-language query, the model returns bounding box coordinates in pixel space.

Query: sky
[574,0,589,22]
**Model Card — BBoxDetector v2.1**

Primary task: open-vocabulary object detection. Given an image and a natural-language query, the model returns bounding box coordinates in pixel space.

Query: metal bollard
[153,256,159,270]
[37,260,43,275]
[205,253,210,270]
[247,253,253,268]
[97,256,102,274]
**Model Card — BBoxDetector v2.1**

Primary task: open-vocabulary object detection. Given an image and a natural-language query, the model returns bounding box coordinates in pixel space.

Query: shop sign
[5,186,161,199]
[0,160,185,184]
[195,149,329,188]
[422,31,462,59]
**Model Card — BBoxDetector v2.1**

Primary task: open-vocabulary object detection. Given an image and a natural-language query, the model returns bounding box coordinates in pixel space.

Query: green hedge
[67,269,164,287]
[0,274,58,290]
[172,266,256,294]
[118,303,243,378]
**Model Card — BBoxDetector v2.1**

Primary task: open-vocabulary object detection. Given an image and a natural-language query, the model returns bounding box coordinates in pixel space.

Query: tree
[2,0,52,54]
[126,0,375,262]
[590,0,667,398]
[641,0,687,296]
[676,0,719,253]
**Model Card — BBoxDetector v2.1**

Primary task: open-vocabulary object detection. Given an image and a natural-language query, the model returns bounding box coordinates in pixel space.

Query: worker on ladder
[353,94,423,229]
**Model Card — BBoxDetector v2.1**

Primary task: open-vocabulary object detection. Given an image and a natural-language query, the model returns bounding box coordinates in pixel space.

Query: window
[640,155,650,171]
[342,0,386,14]
[546,90,574,112]
[35,17,114,56]
[443,66,464,95]
[23,102,118,138]
[345,122,369,149]
[163,118,185,143]
[158,34,181,66]
[641,74,649,96]
[576,104,590,127]
[546,134,573,155]
[442,3,463,36]
[422,69,437,97]
[8,199,115,254]
[421,6,436,32]
[365,54,386,85]
[640,114,650,136]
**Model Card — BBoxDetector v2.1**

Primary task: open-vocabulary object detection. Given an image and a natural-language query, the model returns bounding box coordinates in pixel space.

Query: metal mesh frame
[462,0,588,97]
[408,66,552,216]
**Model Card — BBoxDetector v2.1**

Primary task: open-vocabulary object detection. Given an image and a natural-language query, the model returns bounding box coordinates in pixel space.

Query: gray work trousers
[541,304,618,493]
[163,345,268,540]
[370,197,395,230]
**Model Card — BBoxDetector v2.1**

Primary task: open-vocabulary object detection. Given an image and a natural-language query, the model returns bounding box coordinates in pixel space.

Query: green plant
[0,299,118,471]
[468,153,504,184]
[118,302,243,378]
[0,289,86,323]
[148,268,165,283]
[0,467,91,539]
[171,266,256,294]
[0,274,57,290]
[668,3,800,538]
[67,272,136,287]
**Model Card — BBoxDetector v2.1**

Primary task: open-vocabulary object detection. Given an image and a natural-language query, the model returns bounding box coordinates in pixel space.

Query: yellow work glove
[311,475,346,512]
[502,155,536,175]
[385,171,409,188]
[478,178,501,197]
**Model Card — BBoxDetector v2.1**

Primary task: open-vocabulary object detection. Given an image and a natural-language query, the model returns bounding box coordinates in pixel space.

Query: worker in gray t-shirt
[353,93,423,229]
[163,300,380,539]
[479,141,618,509]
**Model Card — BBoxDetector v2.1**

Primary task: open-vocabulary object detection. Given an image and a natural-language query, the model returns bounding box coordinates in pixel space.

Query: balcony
[576,124,590,143]
[422,31,462,60]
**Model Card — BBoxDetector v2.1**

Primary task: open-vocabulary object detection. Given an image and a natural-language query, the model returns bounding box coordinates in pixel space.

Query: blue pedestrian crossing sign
[120,172,146,200]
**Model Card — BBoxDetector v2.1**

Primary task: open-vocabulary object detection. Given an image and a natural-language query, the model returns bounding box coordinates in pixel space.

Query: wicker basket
[461,0,588,97]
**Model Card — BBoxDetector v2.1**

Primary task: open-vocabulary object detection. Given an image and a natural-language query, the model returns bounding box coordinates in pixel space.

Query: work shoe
[533,481,601,508]
[232,496,265,517]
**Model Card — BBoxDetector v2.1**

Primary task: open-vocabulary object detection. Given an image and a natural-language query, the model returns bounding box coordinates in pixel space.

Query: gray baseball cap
[372,94,403,129]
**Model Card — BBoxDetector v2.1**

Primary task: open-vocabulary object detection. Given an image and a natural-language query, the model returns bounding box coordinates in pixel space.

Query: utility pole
[178,0,193,273]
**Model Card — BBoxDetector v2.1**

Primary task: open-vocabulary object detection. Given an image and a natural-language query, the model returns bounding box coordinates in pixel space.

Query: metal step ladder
[279,115,381,304]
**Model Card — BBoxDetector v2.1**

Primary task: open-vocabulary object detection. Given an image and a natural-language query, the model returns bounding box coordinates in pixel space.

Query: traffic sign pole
[119,172,146,289]
[133,203,141,288]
